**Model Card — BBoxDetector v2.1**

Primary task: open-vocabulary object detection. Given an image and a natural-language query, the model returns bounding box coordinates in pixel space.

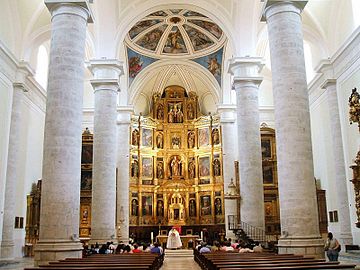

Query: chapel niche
[129,86,224,229]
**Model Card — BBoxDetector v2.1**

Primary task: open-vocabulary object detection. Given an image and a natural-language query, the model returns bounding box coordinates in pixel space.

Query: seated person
[151,242,163,254]
[253,241,263,253]
[132,243,142,253]
[199,242,211,253]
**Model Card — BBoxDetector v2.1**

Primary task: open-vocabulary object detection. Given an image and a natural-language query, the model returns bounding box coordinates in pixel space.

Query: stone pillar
[263,1,324,257]
[89,60,123,243]
[228,57,265,230]
[0,66,30,260]
[321,79,353,245]
[116,106,133,243]
[217,105,238,238]
[34,1,92,265]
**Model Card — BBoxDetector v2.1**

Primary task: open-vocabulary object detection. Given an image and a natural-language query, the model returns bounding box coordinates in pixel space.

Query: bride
[166,227,182,249]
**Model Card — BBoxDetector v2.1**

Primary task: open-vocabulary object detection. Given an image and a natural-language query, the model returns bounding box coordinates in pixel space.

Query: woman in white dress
[166,228,182,249]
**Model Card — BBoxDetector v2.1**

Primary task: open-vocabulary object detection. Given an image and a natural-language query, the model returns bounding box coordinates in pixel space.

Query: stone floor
[0,252,359,270]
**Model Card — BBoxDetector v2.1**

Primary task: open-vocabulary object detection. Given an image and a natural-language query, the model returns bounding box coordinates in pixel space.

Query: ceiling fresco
[126,9,226,58]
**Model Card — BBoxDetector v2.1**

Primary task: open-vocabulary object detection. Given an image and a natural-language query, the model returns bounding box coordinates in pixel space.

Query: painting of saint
[171,134,181,149]
[81,144,93,164]
[212,128,220,145]
[131,129,140,146]
[207,57,221,76]
[142,157,153,178]
[163,27,187,54]
[129,19,162,39]
[188,19,223,39]
[213,158,221,176]
[129,56,143,78]
[157,104,164,120]
[199,156,210,177]
[215,198,222,215]
[183,10,206,17]
[189,199,196,217]
[192,48,223,86]
[135,25,167,51]
[142,128,152,147]
[261,139,272,159]
[131,199,138,216]
[198,128,209,147]
[142,196,152,216]
[201,196,211,216]
[183,25,214,51]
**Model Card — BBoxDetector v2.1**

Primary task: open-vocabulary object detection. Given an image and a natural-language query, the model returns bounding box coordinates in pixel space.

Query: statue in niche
[156,132,163,149]
[187,103,194,120]
[174,106,183,123]
[187,131,195,148]
[168,107,175,123]
[189,199,196,217]
[157,162,164,179]
[215,198,222,215]
[213,158,221,176]
[188,158,196,179]
[131,160,139,177]
[212,128,220,145]
[170,156,181,177]
[157,104,164,120]
[157,200,164,217]
[131,199,138,216]
[132,129,140,146]
[171,135,181,149]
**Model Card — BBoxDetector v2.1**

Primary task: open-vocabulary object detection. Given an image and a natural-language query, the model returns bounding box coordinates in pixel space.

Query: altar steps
[164,249,194,258]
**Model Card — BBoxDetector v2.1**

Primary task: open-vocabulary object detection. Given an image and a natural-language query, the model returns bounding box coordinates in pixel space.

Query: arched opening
[34,44,48,89]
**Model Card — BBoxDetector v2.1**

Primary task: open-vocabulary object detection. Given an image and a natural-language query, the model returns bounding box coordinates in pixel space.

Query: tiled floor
[160,256,201,270]
[0,257,33,270]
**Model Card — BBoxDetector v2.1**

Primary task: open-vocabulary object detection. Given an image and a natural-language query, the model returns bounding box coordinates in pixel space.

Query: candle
[201,231,203,240]
[151,232,154,243]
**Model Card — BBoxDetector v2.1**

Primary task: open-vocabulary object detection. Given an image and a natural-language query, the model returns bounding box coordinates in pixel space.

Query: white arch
[128,59,220,105]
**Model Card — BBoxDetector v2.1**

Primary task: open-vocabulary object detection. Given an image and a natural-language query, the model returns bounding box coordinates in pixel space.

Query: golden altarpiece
[129,86,225,233]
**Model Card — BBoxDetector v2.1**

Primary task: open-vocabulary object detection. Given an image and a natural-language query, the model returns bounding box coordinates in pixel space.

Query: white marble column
[322,79,353,245]
[217,105,238,239]
[116,106,133,243]
[89,60,123,244]
[263,1,324,257]
[0,66,29,260]
[34,1,92,265]
[229,57,265,230]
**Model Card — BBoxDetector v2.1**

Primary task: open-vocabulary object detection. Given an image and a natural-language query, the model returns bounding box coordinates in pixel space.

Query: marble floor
[160,256,201,270]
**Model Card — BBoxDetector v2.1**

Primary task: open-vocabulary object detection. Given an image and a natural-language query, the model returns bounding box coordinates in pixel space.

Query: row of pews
[194,249,356,270]
[25,253,164,270]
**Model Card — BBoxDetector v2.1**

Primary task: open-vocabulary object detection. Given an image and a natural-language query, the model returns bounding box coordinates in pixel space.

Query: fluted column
[116,106,133,243]
[89,60,123,244]
[321,79,353,245]
[0,65,30,260]
[229,57,265,230]
[217,105,238,238]
[263,1,324,257]
[34,1,92,265]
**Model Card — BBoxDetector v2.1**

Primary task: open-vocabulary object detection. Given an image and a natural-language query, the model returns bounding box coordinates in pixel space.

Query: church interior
[0,0,360,268]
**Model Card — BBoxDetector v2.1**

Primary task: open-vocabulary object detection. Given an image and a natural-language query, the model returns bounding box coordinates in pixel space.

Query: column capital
[217,104,237,123]
[261,1,307,21]
[228,57,264,87]
[45,0,94,23]
[89,59,124,93]
[117,105,134,124]
[13,82,29,93]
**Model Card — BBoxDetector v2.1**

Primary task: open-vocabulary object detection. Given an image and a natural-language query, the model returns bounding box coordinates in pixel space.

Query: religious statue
[187,131,195,148]
[213,159,221,176]
[175,106,183,123]
[171,135,181,149]
[157,104,164,120]
[157,200,164,216]
[131,160,139,177]
[131,199,138,216]
[212,128,220,145]
[132,129,140,146]
[171,156,181,176]
[157,162,164,179]
[187,103,194,120]
[81,208,88,222]
[156,132,163,149]
[349,87,360,131]
[214,198,222,215]
[189,199,196,217]
[168,108,175,123]
[188,158,196,179]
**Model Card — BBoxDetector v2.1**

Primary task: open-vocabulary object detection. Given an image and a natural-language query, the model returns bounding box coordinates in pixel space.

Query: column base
[339,232,353,245]
[278,237,325,258]
[0,240,15,260]
[34,240,82,266]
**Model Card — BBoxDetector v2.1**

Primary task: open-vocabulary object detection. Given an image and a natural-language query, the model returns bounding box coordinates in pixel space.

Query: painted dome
[126,9,226,59]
